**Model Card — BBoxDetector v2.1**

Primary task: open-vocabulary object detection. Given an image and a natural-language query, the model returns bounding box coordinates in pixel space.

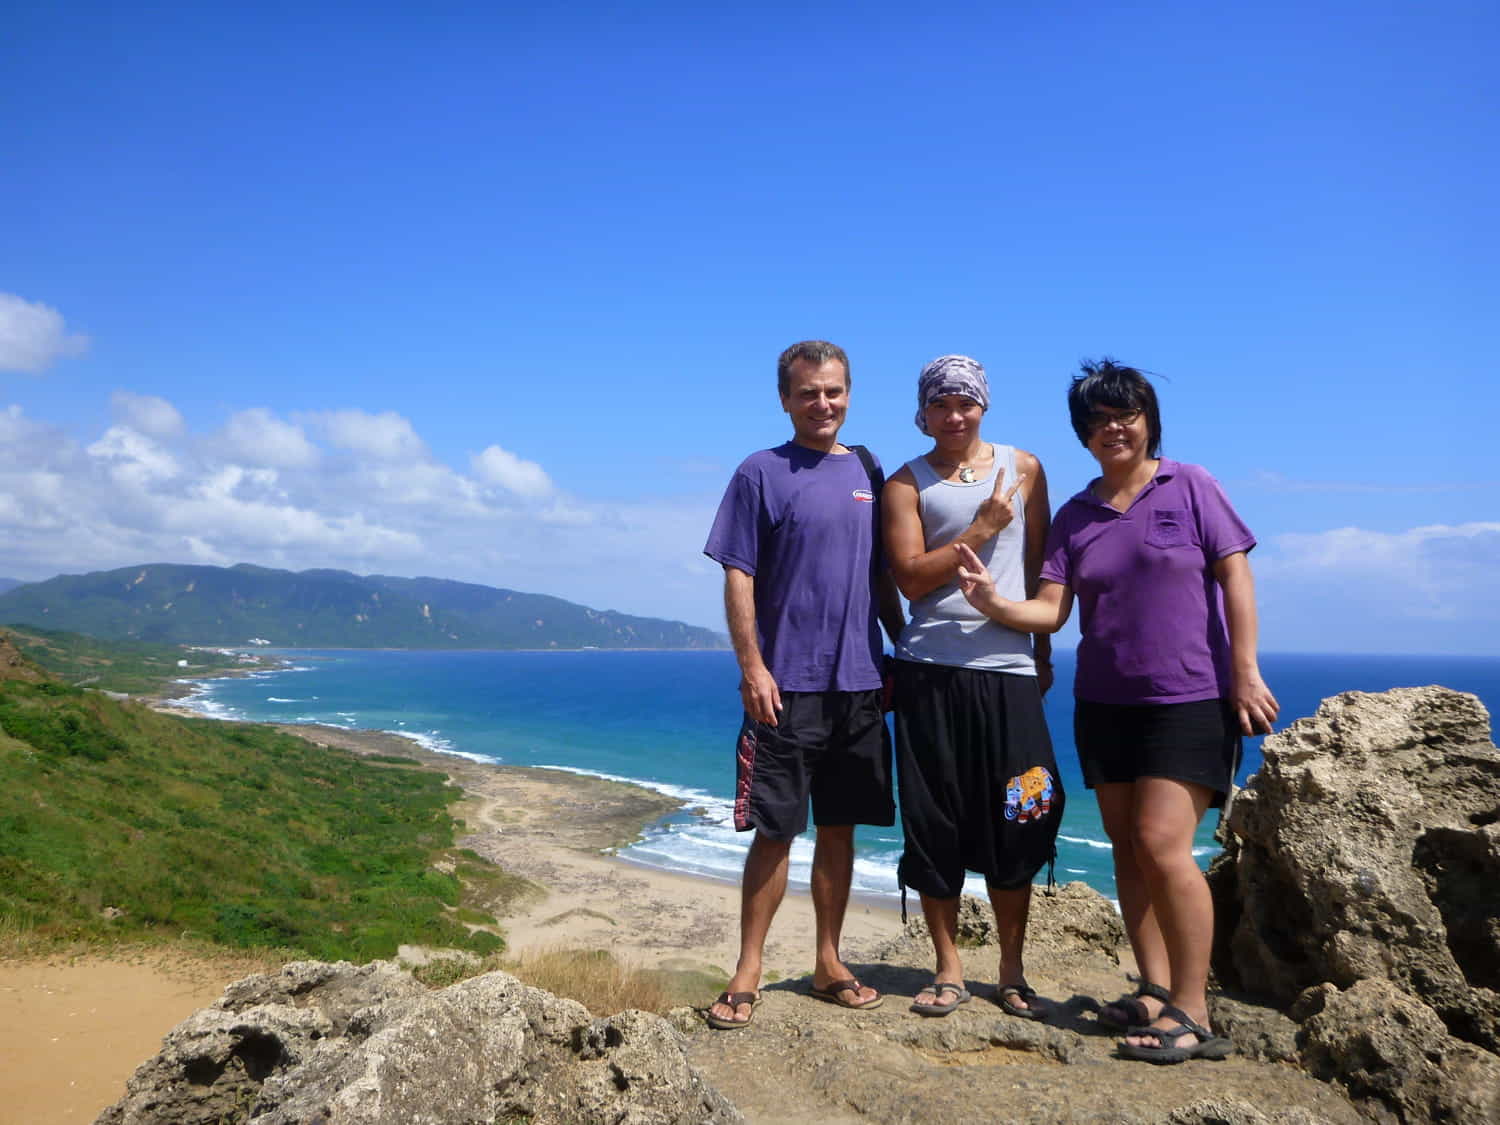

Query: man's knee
[748,829,795,857]
[814,823,855,844]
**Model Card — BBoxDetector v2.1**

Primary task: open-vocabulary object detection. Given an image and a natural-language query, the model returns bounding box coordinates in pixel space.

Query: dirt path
[0,950,271,1125]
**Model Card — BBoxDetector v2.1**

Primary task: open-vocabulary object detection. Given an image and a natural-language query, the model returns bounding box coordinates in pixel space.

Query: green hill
[3,623,244,694]
[0,562,726,649]
[0,633,517,959]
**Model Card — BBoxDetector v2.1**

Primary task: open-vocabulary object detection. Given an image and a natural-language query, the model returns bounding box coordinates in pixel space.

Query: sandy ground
[0,950,274,1125]
[1,719,906,1122]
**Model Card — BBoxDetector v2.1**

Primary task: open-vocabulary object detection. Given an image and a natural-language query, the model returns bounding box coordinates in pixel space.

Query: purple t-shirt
[1040,459,1255,705]
[704,442,884,693]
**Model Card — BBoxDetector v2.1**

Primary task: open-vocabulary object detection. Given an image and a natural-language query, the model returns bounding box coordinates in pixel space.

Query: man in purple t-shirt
[701,339,905,1030]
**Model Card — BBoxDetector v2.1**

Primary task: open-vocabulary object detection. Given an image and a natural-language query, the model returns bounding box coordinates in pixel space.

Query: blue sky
[3,1,1495,654]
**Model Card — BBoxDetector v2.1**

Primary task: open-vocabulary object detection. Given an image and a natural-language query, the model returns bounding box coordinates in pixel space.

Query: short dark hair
[1067,357,1162,457]
[777,340,849,397]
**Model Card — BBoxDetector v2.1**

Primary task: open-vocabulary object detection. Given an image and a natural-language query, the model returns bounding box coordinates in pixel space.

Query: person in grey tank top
[882,355,1064,1019]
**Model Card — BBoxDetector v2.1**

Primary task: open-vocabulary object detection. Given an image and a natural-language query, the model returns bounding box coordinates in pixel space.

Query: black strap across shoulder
[846,443,884,494]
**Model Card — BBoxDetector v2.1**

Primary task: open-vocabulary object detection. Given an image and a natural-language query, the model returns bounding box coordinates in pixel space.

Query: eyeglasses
[1085,408,1142,432]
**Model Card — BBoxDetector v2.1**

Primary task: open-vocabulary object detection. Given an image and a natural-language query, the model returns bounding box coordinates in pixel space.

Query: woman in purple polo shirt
[952,358,1277,1064]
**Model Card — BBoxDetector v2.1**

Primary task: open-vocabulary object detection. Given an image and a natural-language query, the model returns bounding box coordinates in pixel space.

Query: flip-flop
[1116,1005,1233,1064]
[1098,974,1170,1030]
[910,980,971,1017]
[704,990,761,1030]
[996,983,1051,1021]
[808,978,884,1010]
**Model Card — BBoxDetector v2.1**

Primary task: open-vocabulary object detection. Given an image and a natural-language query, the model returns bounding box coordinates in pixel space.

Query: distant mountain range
[0,563,727,650]
[0,578,26,595]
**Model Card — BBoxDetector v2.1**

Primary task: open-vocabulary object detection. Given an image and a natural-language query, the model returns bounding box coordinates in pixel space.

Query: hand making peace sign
[974,465,1027,539]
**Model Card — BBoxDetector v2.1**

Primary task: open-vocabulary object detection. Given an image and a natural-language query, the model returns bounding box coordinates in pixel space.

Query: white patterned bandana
[915,355,989,434]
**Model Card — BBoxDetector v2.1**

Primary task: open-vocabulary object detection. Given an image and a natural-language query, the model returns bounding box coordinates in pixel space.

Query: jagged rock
[885,1011,1090,1064]
[1207,995,1299,1064]
[96,962,741,1125]
[1297,978,1500,1124]
[1162,1099,1336,1124]
[1024,881,1127,961]
[1208,686,1500,1052]
[889,882,1124,962]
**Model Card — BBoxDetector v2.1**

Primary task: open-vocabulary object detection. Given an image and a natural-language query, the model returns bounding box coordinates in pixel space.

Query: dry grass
[503,946,672,1015]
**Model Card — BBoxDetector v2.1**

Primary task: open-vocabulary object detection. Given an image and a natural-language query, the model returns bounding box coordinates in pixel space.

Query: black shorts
[1073,698,1242,807]
[894,662,1063,897]
[733,689,894,840]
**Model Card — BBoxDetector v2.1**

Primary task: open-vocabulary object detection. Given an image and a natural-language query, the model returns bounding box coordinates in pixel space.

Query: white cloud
[110,391,185,439]
[221,407,319,469]
[0,394,730,632]
[1254,522,1500,651]
[86,426,181,488]
[310,409,426,461]
[0,294,90,374]
[472,444,555,499]
[1267,522,1500,607]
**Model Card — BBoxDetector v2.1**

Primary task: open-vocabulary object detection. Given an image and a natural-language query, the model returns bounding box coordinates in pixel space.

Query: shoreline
[275,720,906,975]
[150,686,907,973]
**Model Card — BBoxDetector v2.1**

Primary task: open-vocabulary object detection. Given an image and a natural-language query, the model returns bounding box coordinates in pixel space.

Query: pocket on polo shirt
[1144,509,1193,549]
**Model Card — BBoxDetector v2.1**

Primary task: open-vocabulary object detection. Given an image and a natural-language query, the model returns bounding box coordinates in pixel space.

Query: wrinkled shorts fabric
[894,661,1063,897]
[733,689,894,839]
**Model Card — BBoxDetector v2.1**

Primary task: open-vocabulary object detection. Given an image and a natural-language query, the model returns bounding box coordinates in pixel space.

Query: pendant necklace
[933,444,986,483]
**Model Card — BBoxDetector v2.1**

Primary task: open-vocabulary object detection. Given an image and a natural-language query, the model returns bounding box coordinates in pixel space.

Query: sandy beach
[0,718,904,1122]
[287,724,905,978]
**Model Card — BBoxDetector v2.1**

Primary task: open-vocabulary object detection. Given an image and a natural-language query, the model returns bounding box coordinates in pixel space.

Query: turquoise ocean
[178,650,1500,903]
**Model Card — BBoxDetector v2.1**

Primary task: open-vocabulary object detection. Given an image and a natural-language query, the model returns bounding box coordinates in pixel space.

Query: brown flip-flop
[809,978,884,1010]
[705,990,761,1030]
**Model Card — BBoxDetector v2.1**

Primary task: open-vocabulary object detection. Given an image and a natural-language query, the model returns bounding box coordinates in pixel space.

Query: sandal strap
[820,978,861,995]
[1126,973,1170,1002]
[1130,1021,1193,1046]
[932,981,965,997]
[1157,1004,1216,1039]
[715,990,758,1008]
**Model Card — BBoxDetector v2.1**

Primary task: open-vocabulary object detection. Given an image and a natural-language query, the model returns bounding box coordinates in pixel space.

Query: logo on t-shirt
[852,489,874,503]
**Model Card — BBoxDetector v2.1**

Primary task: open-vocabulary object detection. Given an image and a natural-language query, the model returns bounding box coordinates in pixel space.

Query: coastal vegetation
[4,622,243,694]
[0,627,691,1019]
[0,562,727,649]
[0,635,510,962]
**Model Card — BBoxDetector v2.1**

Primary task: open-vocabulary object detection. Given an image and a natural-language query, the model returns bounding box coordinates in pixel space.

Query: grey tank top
[894,443,1036,674]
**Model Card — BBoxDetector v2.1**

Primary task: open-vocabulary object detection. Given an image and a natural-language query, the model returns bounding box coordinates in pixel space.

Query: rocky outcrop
[879,880,1125,965]
[1208,685,1500,1119]
[1294,978,1500,1124]
[96,961,740,1125]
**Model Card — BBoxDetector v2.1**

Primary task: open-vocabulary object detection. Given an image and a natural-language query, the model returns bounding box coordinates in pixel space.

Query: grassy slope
[0,672,514,961]
[3,624,243,695]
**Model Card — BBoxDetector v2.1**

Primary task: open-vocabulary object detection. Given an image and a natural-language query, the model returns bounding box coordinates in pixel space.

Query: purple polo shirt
[1040,459,1255,705]
[704,442,884,693]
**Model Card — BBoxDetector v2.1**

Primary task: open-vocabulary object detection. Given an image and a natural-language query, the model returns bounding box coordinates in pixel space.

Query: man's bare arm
[724,565,781,725]
[876,569,905,648]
